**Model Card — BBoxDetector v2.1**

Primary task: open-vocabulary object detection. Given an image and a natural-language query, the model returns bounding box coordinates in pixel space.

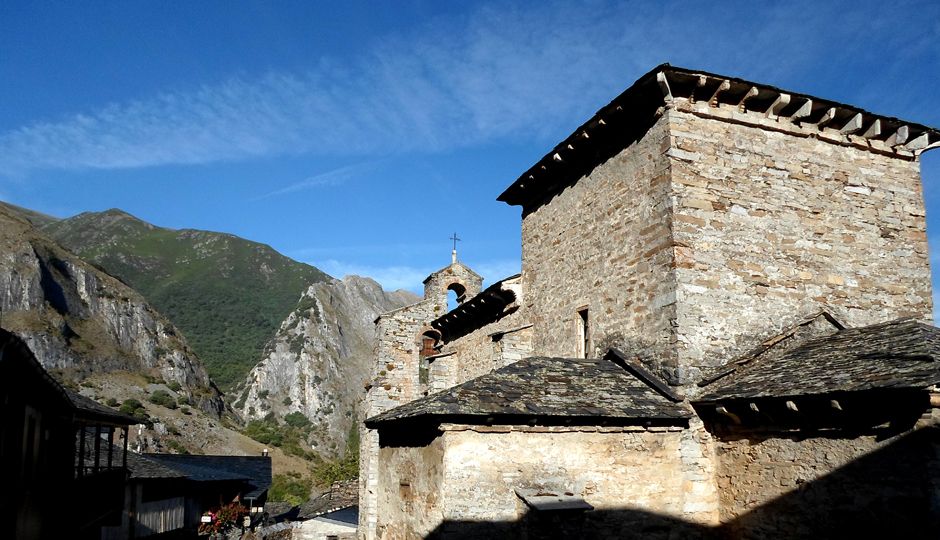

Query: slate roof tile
[366,356,691,426]
[698,318,940,401]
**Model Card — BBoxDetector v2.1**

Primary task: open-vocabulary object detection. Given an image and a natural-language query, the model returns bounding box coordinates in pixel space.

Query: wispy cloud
[257,161,378,199]
[0,1,933,175]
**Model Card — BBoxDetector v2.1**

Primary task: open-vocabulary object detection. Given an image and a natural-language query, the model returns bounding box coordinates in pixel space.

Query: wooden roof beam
[656,71,673,102]
[689,75,707,104]
[709,80,730,107]
[716,405,741,424]
[737,87,758,112]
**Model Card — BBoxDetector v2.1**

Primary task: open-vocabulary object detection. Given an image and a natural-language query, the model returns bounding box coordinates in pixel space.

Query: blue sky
[1,1,938,300]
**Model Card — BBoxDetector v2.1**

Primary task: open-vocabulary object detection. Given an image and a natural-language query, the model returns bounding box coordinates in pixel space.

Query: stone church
[358,64,940,539]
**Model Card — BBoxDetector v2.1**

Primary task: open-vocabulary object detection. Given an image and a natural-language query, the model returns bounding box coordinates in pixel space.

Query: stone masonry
[360,259,487,538]
[520,102,931,387]
[361,65,940,539]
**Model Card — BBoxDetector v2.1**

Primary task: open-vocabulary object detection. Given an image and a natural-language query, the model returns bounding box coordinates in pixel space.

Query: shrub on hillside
[149,390,177,409]
[268,473,313,505]
[119,398,149,421]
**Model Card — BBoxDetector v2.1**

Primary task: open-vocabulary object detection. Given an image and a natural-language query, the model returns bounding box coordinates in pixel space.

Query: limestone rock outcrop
[234,276,416,456]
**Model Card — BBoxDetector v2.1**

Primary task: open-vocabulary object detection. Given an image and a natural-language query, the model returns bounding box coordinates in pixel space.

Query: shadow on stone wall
[424,426,940,540]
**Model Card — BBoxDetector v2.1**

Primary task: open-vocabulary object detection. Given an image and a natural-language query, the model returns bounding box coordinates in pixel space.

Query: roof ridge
[605,348,683,402]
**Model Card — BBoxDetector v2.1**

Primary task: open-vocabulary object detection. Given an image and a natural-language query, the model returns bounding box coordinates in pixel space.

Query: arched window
[417,329,441,386]
[447,282,466,311]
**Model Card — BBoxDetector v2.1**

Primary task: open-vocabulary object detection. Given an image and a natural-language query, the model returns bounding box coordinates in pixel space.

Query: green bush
[268,473,312,505]
[120,398,146,417]
[284,411,310,429]
[149,390,177,409]
[166,439,189,454]
[106,397,119,407]
[311,422,360,486]
[167,381,182,392]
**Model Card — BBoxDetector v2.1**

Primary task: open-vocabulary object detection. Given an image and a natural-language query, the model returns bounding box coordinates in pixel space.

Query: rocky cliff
[0,202,224,415]
[234,276,417,456]
[41,208,330,390]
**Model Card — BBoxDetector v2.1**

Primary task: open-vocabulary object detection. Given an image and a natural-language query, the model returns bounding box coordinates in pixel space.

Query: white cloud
[258,161,378,199]
[0,1,930,175]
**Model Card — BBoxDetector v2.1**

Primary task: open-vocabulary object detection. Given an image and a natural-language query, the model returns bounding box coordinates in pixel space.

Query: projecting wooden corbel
[738,87,758,112]
[808,107,836,128]
[710,80,730,107]
[690,75,707,104]
[785,400,799,412]
[766,93,791,119]
[789,99,812,121]
[885,125,909,147]
[657,71,673,102]
[862,119,882,139]
[904,133,930,152]
[840,113,863,134]
[748,402,760,413]
[830,399,842,411]
[716,405,741,424]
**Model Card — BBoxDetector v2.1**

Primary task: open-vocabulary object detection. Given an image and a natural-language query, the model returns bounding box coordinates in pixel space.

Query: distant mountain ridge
[0,201,223,415]
[42,208,330,389]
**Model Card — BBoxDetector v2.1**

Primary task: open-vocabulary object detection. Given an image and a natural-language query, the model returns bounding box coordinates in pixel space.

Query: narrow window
[577,308,590,358]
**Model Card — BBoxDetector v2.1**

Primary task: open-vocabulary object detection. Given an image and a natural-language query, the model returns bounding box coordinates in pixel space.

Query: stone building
[359,64,940,539]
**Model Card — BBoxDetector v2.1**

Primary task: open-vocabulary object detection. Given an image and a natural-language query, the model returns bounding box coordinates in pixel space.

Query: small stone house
[359,64,940,538]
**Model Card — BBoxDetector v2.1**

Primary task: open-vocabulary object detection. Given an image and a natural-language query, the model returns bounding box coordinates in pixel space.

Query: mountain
[233,276,418,456]
[0,202,223,415]
[41,209,330,390]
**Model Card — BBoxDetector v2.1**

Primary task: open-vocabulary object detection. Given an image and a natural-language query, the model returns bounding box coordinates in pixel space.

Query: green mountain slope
[42,209,330,390]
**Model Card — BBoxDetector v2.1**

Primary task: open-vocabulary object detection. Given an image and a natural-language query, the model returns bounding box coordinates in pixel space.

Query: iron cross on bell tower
[450,232,461,264]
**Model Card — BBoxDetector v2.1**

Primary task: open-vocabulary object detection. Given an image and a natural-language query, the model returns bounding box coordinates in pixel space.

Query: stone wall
[360,299,440,539]
[428,311,531,392]
[436,423,719,537]
[423,260,482,309]
[518,102,932,386]
[715,416,940,537]
[667,103,933,384]
[362,261,496,539]
[520,114,679,380]
[374,432,445,539]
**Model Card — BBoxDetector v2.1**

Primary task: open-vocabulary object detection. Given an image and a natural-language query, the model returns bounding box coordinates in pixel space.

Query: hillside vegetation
[43,209,329,389]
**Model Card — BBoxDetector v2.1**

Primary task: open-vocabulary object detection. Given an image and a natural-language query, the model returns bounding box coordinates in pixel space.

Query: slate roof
[144,454,272,499]
[430,274,520,342]
[67,389,142,425]
[498,64,940,209]
[697,318,940,401]
[124,450,188,479]
[366,356,691,427]
[298,480,358,519]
